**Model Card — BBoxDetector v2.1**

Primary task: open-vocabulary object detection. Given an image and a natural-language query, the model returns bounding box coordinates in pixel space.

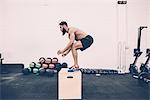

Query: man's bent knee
[72,44,77,50]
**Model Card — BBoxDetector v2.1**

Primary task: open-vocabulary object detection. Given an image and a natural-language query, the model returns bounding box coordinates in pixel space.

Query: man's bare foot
[74,65,79,68]
[69,65,79,69]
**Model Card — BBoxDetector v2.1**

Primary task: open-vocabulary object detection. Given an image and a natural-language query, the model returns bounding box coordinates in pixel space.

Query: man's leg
[71,41,83,68]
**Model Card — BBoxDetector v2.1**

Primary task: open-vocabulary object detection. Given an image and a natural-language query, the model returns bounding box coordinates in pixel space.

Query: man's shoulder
[69,27,77,33]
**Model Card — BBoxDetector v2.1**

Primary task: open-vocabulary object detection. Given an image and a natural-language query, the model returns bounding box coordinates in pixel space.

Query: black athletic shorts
[80,35,94,51]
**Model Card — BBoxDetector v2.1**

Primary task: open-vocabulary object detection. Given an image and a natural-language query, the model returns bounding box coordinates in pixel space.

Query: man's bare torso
[68,27,87,40]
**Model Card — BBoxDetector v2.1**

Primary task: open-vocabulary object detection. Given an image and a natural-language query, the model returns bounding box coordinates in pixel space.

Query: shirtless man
[57,21,94,69]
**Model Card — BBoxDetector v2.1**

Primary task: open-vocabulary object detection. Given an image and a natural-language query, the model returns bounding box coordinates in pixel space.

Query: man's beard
[62,28,67,35]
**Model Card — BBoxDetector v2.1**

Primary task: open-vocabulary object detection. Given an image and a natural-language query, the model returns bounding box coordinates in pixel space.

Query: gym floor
[1,65,149,100]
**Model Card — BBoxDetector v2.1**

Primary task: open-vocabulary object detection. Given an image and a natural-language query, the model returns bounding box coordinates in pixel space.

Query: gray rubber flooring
[1,73,149,100]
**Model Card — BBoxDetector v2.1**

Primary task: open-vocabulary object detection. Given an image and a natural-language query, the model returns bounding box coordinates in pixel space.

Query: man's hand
[57,50,64,55]
[61,47,71,57]
[62,53,67,57]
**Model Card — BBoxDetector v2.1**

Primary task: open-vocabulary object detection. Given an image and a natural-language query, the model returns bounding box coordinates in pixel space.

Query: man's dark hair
[59,21,68,26]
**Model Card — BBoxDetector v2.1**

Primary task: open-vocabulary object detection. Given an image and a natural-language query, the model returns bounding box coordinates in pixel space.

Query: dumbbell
[94,69,97,74]
[108,70,113,74]
[61,62,68,68]
[46,69,55,77]
[86,69,91,74]
[83,69,87,74]
[111,70,114,74]
[33,68,39,74]
[93,69,97,74]
[35,63,41,69]
[114,70,118,74]
[80,68,86,74]
[95,69,99,74]
[29,62,36,73]
[29,62,36,68]
[52,57,58,64]
[55,63,62,71]
[98,69,101,74]
[102,70,107,75]
[90,69,93,74]
[39,68,46,75]
[39,57,46,64]
[45,58,52,64]
[42,64,49,69]
[80,68,84,73]
[85,69,89,74]
[91,69,95,74]
[49,63,55,69]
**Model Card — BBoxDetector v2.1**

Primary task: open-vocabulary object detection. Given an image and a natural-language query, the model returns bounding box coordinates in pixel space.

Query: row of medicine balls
[22,57,68,75]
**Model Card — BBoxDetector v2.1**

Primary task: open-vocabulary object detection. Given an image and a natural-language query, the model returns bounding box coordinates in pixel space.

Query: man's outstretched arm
[62,32,75,52]
[62,46,72,57]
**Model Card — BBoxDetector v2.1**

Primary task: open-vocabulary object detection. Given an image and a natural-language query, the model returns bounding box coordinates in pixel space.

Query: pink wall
[127,0,149,71]
[0,0,149,71]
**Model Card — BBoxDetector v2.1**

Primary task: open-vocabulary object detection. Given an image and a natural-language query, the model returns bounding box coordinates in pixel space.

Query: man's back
[68,27,87,40]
